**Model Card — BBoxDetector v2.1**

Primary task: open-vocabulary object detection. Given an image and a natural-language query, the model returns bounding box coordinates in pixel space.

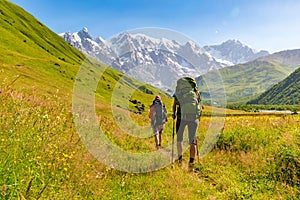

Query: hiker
[149,95,167,149]
[173,77,201,172]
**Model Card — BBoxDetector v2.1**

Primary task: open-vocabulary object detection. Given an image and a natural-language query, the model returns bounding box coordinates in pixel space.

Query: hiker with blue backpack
[149,95,167,149]
[173,77,202,172]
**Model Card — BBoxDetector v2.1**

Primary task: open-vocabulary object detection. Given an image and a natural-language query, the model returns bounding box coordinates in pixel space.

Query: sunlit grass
[1,84,299,199]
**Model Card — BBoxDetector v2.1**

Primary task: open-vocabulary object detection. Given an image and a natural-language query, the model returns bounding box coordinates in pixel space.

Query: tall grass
[202,115,300,199]
[1,83,300,199]
[0,87,79,199]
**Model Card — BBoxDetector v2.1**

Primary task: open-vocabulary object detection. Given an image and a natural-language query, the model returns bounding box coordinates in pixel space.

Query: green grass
[1,88,299,199]
[1,0,300,199]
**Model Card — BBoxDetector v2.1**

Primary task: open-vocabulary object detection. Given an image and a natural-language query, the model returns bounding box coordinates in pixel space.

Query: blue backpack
[152,99,167,125]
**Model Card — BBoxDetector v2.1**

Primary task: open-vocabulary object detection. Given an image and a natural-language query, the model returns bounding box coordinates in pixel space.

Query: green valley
[197,51,300,105]
[248,67,300,105]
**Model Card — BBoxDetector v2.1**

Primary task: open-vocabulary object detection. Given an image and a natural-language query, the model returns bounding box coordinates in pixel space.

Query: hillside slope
[0,0,85,94]
[248,67,300,105]
[197,49,300,104]
[0,0,164,101]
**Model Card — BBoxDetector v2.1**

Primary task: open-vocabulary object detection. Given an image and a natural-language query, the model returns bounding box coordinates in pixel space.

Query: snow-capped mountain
[108,32,225,90]
[59,28,268,91]
[59,28,116,64]
[203,39,269,65]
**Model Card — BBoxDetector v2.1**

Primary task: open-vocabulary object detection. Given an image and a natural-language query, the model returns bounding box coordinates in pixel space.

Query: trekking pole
[196,107,203,163]
[171,117,175,163]
[196,139,199,163]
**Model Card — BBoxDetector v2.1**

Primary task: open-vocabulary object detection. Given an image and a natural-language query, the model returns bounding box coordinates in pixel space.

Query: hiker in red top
[149,95,167,149]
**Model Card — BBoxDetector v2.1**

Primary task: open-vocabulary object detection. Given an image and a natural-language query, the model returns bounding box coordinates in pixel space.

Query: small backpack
[175,77,201,120]
[151,99,167,125]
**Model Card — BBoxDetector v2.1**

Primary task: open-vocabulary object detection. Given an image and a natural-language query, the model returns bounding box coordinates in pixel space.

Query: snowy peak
[181,40,206,55]
[204,39,269,64]
[223,39,243,46]
[95,36,106,45]
[77,27,92,40]
[109,33,182,55]
[59,27,94,52]
[59,27,116,64]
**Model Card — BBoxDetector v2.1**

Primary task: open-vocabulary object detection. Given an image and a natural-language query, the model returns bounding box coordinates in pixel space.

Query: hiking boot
[177,158,183,166]
[176,157,187,167]
[188,163,195,172]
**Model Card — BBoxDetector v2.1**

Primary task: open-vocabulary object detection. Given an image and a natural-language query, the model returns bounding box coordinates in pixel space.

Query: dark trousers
[176,119,198,145]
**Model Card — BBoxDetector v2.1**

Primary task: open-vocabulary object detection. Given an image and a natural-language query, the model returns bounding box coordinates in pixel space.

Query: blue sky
[9,0,300,53]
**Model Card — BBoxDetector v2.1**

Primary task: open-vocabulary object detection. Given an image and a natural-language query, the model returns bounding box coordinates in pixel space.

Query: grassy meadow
[1,81,300,199]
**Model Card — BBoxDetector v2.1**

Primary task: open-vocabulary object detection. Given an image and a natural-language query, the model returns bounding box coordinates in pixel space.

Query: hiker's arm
[164,106,168,122]
[197,91,204,110]
[149,105,154,119]
[172,99,177,119]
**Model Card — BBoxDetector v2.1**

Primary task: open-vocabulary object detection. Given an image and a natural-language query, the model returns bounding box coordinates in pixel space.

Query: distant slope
[196,49,300,104]
[248,67,300,105]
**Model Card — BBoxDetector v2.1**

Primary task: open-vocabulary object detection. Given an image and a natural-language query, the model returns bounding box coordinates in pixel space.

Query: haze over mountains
[59,28,269,91]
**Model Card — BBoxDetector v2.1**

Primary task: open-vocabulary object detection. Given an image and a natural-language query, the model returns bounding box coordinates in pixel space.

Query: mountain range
[59,28,269,91]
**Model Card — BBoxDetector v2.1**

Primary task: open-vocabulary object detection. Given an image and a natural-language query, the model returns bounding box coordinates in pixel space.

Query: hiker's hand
[172,114,176,119]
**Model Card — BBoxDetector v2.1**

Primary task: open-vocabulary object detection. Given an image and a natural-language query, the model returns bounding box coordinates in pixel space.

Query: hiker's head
[155,95,161,100]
